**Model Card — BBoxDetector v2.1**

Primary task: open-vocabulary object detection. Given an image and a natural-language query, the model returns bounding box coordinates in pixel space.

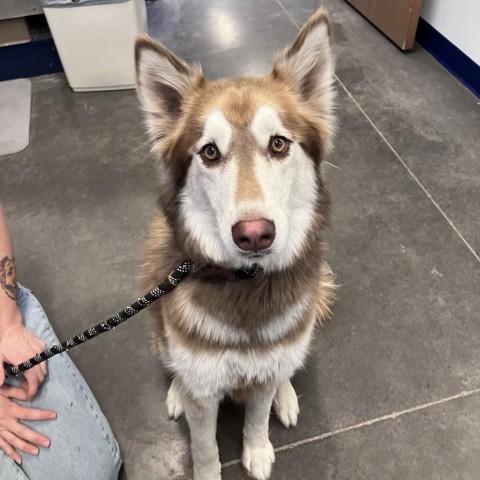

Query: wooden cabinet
[345,0,424,50]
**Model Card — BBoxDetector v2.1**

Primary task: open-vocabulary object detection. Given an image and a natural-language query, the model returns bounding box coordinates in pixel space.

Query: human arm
[0,206,47,392]
[0,206,56,463]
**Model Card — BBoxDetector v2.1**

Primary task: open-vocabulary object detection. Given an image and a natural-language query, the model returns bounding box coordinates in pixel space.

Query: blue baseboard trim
[0,38,63,82]
[416,17,480,99]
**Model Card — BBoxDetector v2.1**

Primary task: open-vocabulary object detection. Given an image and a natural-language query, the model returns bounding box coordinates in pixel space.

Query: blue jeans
[0,286,122,480]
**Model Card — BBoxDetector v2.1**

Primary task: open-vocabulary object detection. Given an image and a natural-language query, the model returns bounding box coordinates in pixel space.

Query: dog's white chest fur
[167,313,315,399]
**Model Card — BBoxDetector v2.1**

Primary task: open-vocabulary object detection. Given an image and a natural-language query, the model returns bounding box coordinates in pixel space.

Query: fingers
[10,403,56,422]
[23,339,47,395]
[0,353,5,386]
[19,381,29,395]
[34,339,48,378]
[0,394,54,465]
[0,437,22,464]
[40,358,48,377]
[2,430,39,457]
[23,367,42,400]
[1,330,48,398]
[23,370,39,400]
[10,421,50,449]
[0,385,28,401]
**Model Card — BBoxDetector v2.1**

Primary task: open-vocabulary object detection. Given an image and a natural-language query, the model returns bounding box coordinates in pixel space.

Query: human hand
[0,385,56,464]
[0,317,48,399]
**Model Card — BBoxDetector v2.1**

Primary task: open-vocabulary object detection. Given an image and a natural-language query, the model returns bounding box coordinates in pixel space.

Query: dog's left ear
[273,8,334,117]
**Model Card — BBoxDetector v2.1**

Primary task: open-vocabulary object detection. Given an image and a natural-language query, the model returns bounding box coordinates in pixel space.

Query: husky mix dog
[136,8,336,480]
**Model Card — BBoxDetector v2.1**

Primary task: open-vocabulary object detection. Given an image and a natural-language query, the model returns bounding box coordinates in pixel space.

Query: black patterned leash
[4,260,263,378]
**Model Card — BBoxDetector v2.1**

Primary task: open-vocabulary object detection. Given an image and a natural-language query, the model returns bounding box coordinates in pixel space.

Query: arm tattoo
[0,255,18,301]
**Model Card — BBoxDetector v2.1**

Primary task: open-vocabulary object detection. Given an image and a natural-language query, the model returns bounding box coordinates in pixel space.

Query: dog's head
[136,9,335,272]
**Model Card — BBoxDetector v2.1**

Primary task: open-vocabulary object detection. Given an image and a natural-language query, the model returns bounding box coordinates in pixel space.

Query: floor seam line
[334,75,480,263]
[274,0,301,29]
[221,387,480,468]
[275,0,479,264]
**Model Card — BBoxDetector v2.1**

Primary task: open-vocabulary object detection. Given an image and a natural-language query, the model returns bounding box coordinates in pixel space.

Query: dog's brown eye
[270,136,289,155]
[201,143,220,162]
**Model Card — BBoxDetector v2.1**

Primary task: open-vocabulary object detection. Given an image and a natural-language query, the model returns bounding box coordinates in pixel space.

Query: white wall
[421,0,480,66]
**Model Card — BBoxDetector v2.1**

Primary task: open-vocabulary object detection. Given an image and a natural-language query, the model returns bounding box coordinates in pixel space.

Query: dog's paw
[242,441,275,480]
[273,380,299,428]
[166,382,184,420]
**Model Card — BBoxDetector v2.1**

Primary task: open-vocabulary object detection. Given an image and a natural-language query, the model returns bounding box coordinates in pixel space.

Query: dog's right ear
[135,36,204,143]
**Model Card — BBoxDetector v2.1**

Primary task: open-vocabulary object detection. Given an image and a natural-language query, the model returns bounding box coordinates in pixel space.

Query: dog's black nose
[232,219,276,252]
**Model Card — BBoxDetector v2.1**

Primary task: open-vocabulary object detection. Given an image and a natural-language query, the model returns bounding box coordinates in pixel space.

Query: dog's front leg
[242,385,276,480]
[183,392,222,480]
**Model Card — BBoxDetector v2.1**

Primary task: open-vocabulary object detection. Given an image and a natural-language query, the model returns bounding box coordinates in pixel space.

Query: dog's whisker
[324,161,341,169]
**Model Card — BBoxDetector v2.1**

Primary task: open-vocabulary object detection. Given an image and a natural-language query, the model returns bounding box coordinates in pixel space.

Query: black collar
[191,263,263,283]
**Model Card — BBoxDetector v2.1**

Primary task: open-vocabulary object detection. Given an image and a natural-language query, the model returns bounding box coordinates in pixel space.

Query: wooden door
[345,0,424,50]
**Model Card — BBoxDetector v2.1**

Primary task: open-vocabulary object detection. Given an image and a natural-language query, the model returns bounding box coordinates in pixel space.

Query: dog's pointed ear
[273,8,334,116]
[135,36,204,142]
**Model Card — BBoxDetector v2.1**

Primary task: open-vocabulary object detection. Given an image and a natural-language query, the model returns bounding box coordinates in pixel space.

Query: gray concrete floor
[1,0,480,478]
